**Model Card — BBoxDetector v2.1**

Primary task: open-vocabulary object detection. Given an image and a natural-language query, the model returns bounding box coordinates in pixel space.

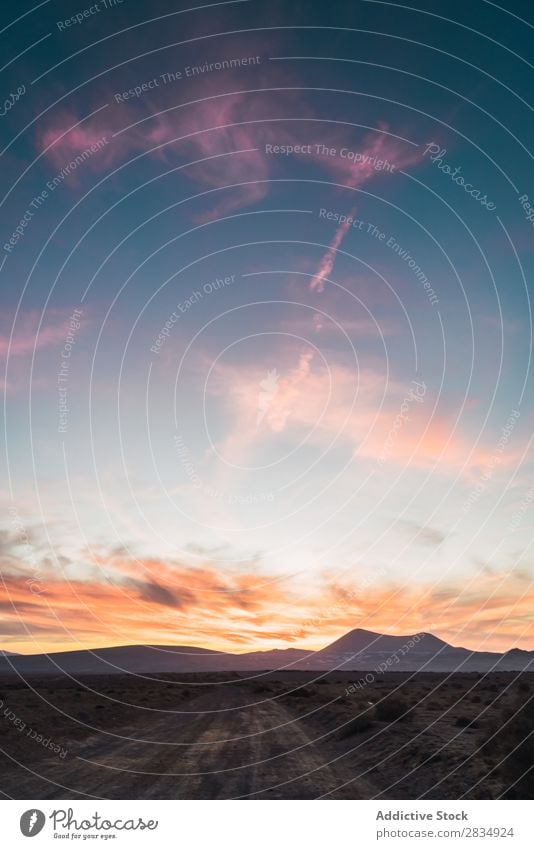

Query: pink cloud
[169,94,271,222]
[38,71,422,221]
[310,206,357,292]
[37,96,272,218]
[309,131,423,293]
[37,115,121,181]
[207,349,379,470]
[312,127,421,188]
[0,309,78,359]
[41,124,108,162]
[0,308,87,392]
[206,348,522,480]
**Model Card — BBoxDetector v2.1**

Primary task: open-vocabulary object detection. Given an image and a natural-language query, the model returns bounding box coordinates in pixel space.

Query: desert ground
[1,670,532,799]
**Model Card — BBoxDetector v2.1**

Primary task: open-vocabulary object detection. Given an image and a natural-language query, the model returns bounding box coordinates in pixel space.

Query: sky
[1,0,533,655]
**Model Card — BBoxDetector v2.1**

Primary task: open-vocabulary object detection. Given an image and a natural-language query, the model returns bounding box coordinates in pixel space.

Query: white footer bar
[2,799,530,848]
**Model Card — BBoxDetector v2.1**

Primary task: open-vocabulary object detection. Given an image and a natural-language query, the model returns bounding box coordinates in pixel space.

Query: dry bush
[375,696,412,722]
[337,712,374,739]
[283,686,313,699]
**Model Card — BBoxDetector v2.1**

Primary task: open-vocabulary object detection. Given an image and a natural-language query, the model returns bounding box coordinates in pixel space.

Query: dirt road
[2,685,371,799]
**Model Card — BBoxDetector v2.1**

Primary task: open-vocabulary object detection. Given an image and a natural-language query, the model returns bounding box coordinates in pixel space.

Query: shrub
[337,712,374,739]
[375,697,411,722]
[284,686,312,698]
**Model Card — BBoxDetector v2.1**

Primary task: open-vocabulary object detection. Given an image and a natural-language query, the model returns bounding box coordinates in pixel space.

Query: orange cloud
[0,556,296,654]
[1,553,532,655]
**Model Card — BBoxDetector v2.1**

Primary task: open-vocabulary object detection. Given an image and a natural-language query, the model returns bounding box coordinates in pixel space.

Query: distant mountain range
[1,629,533,675]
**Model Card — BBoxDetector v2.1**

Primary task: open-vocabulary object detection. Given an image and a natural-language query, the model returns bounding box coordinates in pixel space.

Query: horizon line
[2,627,531,658]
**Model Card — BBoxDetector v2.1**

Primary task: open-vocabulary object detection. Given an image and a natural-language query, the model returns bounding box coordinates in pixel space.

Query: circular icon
[20,810,45,837]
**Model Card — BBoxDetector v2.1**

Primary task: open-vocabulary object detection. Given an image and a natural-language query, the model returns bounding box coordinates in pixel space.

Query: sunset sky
[1,0,533,655]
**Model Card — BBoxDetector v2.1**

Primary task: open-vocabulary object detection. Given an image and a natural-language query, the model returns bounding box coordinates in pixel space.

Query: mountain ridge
[1,629,532,675]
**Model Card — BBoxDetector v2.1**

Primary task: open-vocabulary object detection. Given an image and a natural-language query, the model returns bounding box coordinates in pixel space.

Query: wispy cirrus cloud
[0,309,72,360]
[0,307,88,392]
[37,95,273,220]
[310,207,357,293]
[37,68,422,223]
[309,131,423,292]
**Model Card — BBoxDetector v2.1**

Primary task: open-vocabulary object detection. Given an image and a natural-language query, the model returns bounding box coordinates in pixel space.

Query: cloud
[400,521,446,547]
[0,618,58,637]
[37,78,422,224]
[357,410,524,478]
[0,309,76,360]
[308,130,423,293]
[39,120,115,174]
[0,307,89,392]
[211,347,363,447]
[0,544,299,653]
[1,555,532,653]
[313,126,421,188]
[169,94,271,222]
[310,207,357,293]
[204,347,525,482]
[37,96,273,220]
[126,579,187,609]
[309,570,534,652]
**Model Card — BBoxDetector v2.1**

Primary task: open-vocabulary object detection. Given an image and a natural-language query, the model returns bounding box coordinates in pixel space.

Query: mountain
[0,630,532,675]
[321,628,449,654]
[0,644,309,676]
[307,629,479,672]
